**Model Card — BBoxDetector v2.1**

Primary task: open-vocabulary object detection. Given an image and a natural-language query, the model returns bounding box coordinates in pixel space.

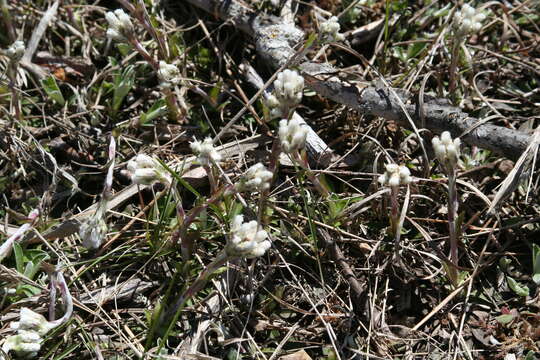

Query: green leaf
[305,32,318,49]
[41,75,65,105]
[13,242,24,273]
[532,243,540,277]
[407,42,427,60]
[17,283,41,297]
[393,47,407,63]
[506,276,529,297]
[495,314,514,325]
[432,3,451,18]
[112,65,136,114]
[140,99,167,125]
[23,249,49,280]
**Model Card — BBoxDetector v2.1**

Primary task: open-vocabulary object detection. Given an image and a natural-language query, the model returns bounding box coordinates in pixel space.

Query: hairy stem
[447,171,459,286]
[158,251,229,352]
[448,38,462,96]
[390,186,399,238]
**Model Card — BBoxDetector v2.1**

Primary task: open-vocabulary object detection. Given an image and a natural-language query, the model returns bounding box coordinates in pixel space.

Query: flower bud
[190,137,222,166]
[279,118,308,153]
[226,215,270,259]
[320,16,345,42]
[266,70,304,118]
[453,3,486,37]
[126,154,171,185]
[236,163,273,192]
[5,40,25,62]
[157,61,181,88]
[432,131,461,172]
[379,163,411,187]
[105,9,134,42]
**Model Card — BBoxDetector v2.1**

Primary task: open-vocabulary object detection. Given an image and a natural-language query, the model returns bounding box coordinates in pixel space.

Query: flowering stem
[116,0,168,59]
[294,151,330,198]
[129,37,158,70]
[0,0,16,42]
[448,38,462,96]
[157,251,229,352]
[257,139,281,223]
[7,62,23,122]
[203,164,218,194]
[163,87,181,123]
[389,185,399,237]
[48,269,74,328]
[178,187,226,260]
[447,171,459,286]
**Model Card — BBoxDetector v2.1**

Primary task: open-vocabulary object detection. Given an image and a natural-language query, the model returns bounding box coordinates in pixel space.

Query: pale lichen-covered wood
[180,0,532,160]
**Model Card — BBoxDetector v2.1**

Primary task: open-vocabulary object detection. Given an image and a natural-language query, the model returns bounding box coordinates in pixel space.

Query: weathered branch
[180,0,532,160]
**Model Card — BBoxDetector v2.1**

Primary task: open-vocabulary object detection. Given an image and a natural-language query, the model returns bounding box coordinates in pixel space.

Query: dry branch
[180,0,532,160]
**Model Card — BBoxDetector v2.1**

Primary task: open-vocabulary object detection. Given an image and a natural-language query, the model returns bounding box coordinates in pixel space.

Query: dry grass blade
[487,126,540,214]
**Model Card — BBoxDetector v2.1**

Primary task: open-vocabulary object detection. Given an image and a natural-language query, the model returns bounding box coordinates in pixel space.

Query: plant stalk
[157,251,229,352]
[390,185,399,237]
[447,171,459,286]
[448,38,462,96]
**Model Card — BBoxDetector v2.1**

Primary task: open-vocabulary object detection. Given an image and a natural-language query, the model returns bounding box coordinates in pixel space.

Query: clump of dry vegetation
[1,0,539,359]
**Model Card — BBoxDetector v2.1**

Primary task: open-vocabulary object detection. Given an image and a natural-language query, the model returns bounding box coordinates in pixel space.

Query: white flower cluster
[378,163,412,187]
[127,154,172,185]
[5,40,25,62]
[79,205,108,249]
[157,61,181,88]
[237,163,273,192]
[1,308,55,358]
[266,69,304,118]
[347,1,368,24]
[105,9,134,42]
[278,118,308,153]
[190,137,222,166]
[320,16,345,42]
[432,131,461,170]
[226,215,270,258]
[453,4,486,37]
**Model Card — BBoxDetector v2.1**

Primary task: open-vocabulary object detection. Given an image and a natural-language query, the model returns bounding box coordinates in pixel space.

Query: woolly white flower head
[320,16,345,42]
[226,215,270,258]
[190,137,222,165]
[105,9,134,41]
[266,69,304,118]
[157,61,181,88]
[348,0,368,23]
[2,331,42,358]
[2,271,72,359]
[237,163,273,192]
[2,308,55,358]
[278,118,308,153]
[79,209,108,249]
[10,308,55,336]
[453,4,486,37]
[432,131,461,170]
[126,154,172,185]
[5,40,25,61]
[378,163,411,187]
